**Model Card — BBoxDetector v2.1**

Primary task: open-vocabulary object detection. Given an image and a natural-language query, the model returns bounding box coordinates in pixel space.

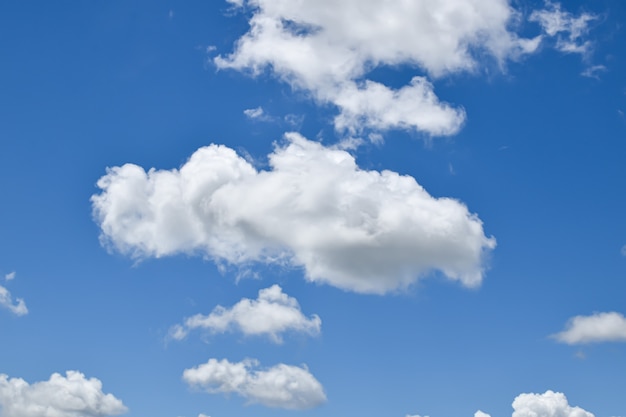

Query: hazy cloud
[552,311,626,344]
[92,133,495,294]
[0,371,127,417]
[580,65,606,79]
[5,271,15,281]
[183,358,325,410]
[170,284,321,342]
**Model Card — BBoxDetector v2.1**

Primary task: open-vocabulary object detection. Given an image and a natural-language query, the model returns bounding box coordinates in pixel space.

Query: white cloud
[243,106,267,120]
[198,414,210,417]
[512,391,593,417]
[0,371,127,417]
[170,284,321,342]
[0,284,28,316]
[475,391,593,417]
[580,65,606,79]
[92,132,495,294]
[530,2,597,55]
[552,311,626,344]
[183,358,326,410]
[5,271,15,281]
[620,244,626,256]
[216,0,540,136]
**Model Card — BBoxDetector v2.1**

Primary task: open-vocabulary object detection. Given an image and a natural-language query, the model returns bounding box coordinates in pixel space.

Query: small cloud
[552,311,626,344]
[574,350,586,360]
[334,136,364,150]
[183,358,326,410]
[243,106,265,119]
[0,284,28,316]
[5,271,15,281]
[581,65,606,79]
[284,113,304,128]
[368,133,384,146]
[169,285,321,343]
[620,244,626,256]
[475,411,491,417]
[225,0,244,7]
[168,10,174,19]
[448,163,456,175]
[198,414,211,417]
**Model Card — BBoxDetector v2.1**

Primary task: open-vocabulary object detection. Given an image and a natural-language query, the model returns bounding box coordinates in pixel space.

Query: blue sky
[1,1,626,417]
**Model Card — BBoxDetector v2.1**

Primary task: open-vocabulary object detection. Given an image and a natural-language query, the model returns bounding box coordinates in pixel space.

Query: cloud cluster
[217,0,542,136]
[0,371,127,417]
[170,284,321,342]
[183,358,326,410]
[552,311,626,344]
[0,280,27,317]
[530,2,597,55]
[92,133,495,294]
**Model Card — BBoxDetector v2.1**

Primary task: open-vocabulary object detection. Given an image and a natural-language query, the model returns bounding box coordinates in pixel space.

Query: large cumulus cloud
[92,133,495,294]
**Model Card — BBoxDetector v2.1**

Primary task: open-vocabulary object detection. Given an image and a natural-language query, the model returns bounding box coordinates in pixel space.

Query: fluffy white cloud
[0,284,27,316]
[183,358,326,410]
[530,2,596,55]
[0,371,127,417]
[170,284,321,342]
[92,133,495,294]
[511,391,593,417]
[552,312,626,344]
[476,391,593,417]
[216,0,541,136]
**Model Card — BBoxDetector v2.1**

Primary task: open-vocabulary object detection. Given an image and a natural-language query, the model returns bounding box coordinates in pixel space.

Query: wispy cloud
[530,2,597,56]
[581,64,606,79]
